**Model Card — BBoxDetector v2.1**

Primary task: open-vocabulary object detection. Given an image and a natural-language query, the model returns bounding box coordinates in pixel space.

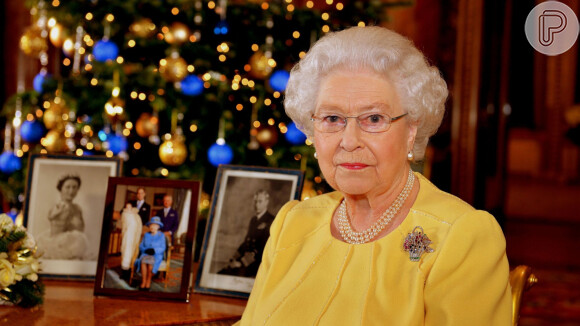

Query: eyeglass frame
[310,112,409,133]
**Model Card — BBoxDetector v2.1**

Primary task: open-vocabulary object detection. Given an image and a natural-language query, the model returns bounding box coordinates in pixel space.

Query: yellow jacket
[237,173,511,325]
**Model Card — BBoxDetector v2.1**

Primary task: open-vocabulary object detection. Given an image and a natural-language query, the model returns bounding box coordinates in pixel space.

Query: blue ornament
[0,151,22,174]
[98,130,108,141]
[6,210,18,223]
[93,40,119,62]
[180,75,204,96]
[285,122,307,145]
[208,142,234,167]
[107,134,128,155]
[214,20,229,35]
[269,70,290,92]
[33,71,52,93]
[21,120,45,143]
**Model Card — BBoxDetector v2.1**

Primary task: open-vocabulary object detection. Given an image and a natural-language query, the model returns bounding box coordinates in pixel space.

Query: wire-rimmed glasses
[310,112,408,133]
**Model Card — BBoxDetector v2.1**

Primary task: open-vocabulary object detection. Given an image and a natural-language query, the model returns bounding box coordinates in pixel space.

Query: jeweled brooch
[403,226,434,262]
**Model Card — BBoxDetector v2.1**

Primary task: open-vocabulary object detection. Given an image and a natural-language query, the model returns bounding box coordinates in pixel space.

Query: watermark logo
[525,1,579,56]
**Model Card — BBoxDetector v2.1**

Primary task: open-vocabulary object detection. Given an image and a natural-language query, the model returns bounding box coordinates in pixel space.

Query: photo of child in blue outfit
[135,216,166,291]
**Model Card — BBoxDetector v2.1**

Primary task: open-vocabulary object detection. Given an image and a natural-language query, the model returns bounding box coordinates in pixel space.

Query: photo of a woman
[36,174,89,260]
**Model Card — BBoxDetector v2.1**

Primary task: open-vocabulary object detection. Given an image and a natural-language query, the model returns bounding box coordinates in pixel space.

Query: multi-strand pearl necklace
[337,169,415,244]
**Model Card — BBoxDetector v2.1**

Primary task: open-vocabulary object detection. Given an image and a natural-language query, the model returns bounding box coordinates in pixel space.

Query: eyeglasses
[310,112,408,133]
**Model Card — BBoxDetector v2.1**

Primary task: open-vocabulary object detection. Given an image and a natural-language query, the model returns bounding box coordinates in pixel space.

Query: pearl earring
[407,151,414,161]
[314,152,318,159]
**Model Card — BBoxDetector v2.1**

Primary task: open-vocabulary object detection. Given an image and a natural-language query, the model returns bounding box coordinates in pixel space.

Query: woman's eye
[324,115,342,123]
[366,114,384,123]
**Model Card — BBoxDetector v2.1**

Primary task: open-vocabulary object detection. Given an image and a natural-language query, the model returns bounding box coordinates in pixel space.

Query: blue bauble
[107,135,128,154]
[213,20,229,35]
[93,40,119,62]
[208,142,234,167]
[21,120,45,143]
[180,75,204,96]
[98,130,108,141]
[285,122,307,145]
[6,210,18,223]
[0,151,22,174]
[269,70,290,92]
[33,71,52,93]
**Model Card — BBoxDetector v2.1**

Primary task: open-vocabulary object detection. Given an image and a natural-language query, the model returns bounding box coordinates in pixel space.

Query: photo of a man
[130,187,151,225]
[219,189,274,277]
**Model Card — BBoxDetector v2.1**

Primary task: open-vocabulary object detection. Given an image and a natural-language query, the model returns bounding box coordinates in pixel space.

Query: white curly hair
[284,26,448,160]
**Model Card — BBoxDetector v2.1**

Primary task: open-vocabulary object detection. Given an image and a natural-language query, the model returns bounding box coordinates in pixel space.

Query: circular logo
[525,1,579,56]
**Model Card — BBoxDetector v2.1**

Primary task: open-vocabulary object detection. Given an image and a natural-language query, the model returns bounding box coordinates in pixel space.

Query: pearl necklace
[337,169,415,244]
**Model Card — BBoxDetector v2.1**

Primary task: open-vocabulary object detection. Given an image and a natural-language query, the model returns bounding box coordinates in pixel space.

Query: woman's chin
[334,181,373,196]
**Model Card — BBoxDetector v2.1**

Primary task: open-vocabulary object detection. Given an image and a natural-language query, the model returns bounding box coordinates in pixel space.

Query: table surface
[0,280,247,325]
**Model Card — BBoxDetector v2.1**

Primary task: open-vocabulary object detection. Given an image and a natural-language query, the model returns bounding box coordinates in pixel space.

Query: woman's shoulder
[269,192,341,248]
[413,173,493,225]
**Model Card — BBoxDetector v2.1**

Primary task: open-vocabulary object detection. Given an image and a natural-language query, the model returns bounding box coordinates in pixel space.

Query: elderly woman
[236,27,511,325]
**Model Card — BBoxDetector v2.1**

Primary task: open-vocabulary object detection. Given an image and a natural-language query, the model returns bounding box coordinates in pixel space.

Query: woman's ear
[407,121,418,152]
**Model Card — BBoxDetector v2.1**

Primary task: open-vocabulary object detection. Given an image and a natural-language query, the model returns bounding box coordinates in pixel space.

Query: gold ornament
[256,125,278,148]
[62,37,75,57]
[159,137,187,166]
[300,181,318,201]
[135,113,159,138]
[159,54,188,82]
[248,51,272,79]
[20,26,48,58]
[164,22,190,45]
[42,130,69,152]
[129,18,157,38]
[43,99,69,130]
[49,23,68,48]
[104,97,125,116]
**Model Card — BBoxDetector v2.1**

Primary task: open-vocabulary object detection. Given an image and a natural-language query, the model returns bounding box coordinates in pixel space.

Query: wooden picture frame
[195,165,304,298]
[94,177,200,302]
[23,154,122,278]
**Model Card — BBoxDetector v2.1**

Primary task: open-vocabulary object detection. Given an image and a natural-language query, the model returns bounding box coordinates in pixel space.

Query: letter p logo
[539,10,567,46]
[525,1,579,56]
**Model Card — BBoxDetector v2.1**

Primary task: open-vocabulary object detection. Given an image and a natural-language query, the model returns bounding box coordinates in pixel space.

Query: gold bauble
[300,181,318,201]
[256,125,278,148]
[159,55,188,82]
[159,138,187,166]
[135,113,159,138]
[62,37,75,57]
[248,51,272,80]
[164,22,190,45]
[42,130,69,152]
[49,23,68,48]
[104,97,125,116]
[20,26,48,58]
[43,100,69,130]
[129,18,157,38]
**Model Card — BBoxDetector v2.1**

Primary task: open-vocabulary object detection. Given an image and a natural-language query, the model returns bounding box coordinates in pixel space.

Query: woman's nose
[339,120,364,151]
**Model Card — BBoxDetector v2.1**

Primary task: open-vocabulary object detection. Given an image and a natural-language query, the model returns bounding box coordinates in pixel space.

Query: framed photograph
[94,177,200,302]
[23,154,122,278]
[195,165,304,298]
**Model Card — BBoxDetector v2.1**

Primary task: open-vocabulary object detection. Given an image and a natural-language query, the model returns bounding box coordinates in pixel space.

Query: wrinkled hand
[145,248,155,255]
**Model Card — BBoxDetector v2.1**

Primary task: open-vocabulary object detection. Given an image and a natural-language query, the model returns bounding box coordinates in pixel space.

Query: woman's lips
[339,163,369,170]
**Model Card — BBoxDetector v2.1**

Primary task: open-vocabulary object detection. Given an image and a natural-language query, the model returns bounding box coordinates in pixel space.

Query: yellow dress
[236,173,511,326]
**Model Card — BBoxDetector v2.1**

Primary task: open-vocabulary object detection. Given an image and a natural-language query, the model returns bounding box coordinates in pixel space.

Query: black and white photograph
[94,177,200,302]
[23,154,121,277]
[195,165,304,298]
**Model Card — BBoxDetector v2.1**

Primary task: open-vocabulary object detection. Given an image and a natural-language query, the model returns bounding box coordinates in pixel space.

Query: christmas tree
[1,0,409,212]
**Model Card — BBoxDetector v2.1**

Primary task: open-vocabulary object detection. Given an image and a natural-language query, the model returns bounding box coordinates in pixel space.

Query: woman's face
[149,223,160,233]
[60,179,80,201]
[313,70,417,197]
